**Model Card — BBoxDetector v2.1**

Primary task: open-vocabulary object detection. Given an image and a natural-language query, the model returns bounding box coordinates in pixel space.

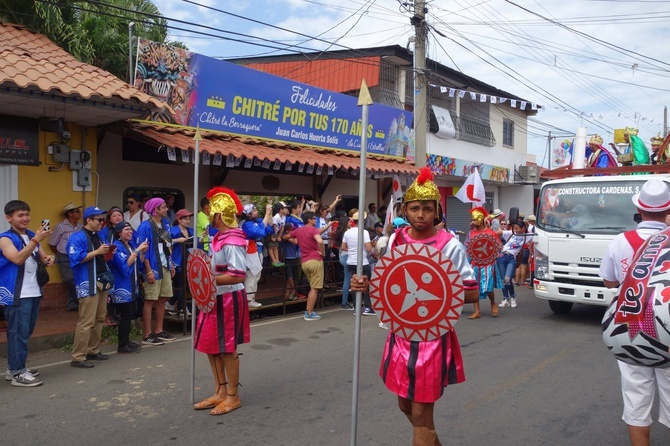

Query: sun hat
[491,209,504,218]
[632,179,670,212]
[176,209,194,220]
[144,198,165,216]
[527,214,537,221]
[351,211,367,221]
[62,203,82,214]
[83,206,106,220]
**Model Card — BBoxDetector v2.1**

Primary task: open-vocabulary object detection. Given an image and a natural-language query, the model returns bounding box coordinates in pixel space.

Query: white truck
[533,171,669,314]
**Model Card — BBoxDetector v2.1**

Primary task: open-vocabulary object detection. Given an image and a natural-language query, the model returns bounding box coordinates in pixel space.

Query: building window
[503,119,514,148]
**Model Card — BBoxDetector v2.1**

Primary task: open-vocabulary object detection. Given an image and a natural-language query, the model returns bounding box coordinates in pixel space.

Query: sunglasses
[127,200,136,205]
[92,217,105,222]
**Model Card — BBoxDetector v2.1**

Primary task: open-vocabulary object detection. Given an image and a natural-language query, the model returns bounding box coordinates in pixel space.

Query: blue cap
[393,217,409,228]
[83,206,106,220]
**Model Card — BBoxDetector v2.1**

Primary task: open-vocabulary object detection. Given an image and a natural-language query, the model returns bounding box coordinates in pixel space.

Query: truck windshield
[536,180,654,235]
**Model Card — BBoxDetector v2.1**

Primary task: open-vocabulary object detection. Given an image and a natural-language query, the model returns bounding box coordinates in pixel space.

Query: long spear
[350,79,372,446]
[191,125,202,404]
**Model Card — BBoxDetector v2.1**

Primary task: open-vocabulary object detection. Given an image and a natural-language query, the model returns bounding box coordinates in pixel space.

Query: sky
[150,0,670,167]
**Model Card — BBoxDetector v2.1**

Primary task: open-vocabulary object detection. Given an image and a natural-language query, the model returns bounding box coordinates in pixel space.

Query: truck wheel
[548,300,573,314]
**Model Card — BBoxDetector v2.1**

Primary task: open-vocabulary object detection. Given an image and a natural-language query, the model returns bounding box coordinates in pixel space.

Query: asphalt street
[1,287,667,445]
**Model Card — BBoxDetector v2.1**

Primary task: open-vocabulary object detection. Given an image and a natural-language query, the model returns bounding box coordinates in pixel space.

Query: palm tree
[0,0,178,80]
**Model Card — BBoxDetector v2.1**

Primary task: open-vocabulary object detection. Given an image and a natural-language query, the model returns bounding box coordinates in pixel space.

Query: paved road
[1,287,666,445]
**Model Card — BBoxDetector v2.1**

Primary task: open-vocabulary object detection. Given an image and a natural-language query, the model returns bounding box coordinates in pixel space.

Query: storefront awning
[125,122,420,176]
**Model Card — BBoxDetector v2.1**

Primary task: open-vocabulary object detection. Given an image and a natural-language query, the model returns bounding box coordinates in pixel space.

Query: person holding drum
[351,167,479,446]
[192,186,250,416]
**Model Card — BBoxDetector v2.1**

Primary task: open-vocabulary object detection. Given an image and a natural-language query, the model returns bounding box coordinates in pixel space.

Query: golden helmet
[404,167,440,204]
[207,187,243,228]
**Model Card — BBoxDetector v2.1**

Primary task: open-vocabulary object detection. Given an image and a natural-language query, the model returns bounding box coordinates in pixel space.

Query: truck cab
[533,173,669,314]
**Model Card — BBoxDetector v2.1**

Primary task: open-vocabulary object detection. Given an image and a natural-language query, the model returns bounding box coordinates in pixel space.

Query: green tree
[0,0,180,80]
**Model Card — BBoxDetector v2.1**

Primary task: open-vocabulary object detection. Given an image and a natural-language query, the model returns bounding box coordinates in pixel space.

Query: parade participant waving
[464,206,502,319]
[193,186,250,416]
[351,167,479,446]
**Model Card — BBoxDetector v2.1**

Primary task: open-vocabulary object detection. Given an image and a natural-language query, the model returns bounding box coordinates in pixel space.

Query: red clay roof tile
[0,22,168,112]
[128,122,419,176]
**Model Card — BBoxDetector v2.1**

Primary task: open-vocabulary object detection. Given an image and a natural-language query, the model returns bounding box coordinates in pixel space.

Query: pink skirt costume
[194,229,251,354]
[379,227,478,403]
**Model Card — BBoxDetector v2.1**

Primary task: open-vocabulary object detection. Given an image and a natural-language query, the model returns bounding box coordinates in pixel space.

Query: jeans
[347,264,372,309]
[339,254,352,305]
[6,297,41,375]
[497,253,516,299]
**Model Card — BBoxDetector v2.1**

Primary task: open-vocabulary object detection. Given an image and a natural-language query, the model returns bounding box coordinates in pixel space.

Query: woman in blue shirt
[167,209,194,315]
[109,222,148,353]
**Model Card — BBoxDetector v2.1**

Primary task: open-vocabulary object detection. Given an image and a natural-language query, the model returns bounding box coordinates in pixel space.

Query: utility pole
[412,0,427,167]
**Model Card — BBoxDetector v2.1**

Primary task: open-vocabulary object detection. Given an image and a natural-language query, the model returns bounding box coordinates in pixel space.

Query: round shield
[602,229,670,368]
[186,249,217,313]
[465,230,502,267]
[370,243,464,342]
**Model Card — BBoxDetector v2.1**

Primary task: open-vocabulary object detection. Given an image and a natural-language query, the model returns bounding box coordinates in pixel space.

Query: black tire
[548,300,573,314]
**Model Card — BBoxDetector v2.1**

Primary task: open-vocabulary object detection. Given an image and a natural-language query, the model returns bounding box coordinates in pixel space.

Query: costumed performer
[624,127,650,167]
[193,186,250,416]
[586,134,617,169]
[650,134,668,164]
[465,207,502,320]
[351,167,479,446]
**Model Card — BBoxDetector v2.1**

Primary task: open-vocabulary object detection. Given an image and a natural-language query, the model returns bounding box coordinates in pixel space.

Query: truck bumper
[533,279,615,307]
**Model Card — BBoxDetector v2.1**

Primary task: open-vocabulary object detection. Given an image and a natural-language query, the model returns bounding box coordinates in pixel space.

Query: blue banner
[134,39,414,159]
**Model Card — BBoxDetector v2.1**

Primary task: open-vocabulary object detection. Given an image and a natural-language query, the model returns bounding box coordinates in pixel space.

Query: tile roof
[128,122,420,176]
[0,22,168,112]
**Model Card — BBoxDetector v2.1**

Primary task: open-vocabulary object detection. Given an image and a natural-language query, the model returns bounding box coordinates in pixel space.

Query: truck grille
[549,261,603,287]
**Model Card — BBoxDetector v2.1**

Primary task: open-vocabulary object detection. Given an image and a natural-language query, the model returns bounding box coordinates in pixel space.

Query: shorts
[301,260,324,290]
[520,248,530,265]
[142,267,174,300]
[265,235,279,248]
[619,361,670,428]
[285,257,300,280]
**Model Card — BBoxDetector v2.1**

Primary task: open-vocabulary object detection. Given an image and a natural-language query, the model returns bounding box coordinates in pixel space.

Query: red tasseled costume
[416,166,434,185]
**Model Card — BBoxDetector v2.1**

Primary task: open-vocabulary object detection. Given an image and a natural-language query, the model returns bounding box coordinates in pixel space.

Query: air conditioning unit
[518,165,539,183]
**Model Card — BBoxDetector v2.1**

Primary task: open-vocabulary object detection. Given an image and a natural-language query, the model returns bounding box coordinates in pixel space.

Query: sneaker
[303,311,322,321]
[340,303,354,310]
[362,307,377,316]
[142,334,165,346]
[128,341,141,349]
[499,299,510,308]
[510,298,517,308]
[11,370,43,387]
[379,321,389,330]
[5,368,39,382]
[248,299,262,308]
[165,302,177,314]
[272,261,285,267]
[117,345,141,353]
[155,331,176,341]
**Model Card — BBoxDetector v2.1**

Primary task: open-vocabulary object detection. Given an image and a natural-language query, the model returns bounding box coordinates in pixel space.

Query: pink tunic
[194,229,250,354]
[379,228,478,403]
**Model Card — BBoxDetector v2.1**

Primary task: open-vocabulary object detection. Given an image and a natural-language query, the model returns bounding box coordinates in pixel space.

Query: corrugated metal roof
[128,122,419,176]
[243,57,381,93]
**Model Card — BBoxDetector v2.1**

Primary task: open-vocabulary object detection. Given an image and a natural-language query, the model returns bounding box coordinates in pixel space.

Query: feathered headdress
[207,186,243,228]
[404,167,441,204]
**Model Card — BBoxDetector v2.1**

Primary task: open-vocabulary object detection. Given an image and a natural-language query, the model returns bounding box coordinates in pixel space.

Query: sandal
[210,394,241,416]
[194,396,224,410]
[468,312,481,320]
[491,303,499,317]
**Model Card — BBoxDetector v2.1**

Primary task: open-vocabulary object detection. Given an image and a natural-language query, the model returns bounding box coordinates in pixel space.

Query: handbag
[36,261,50,288]
[96,270,115,291]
